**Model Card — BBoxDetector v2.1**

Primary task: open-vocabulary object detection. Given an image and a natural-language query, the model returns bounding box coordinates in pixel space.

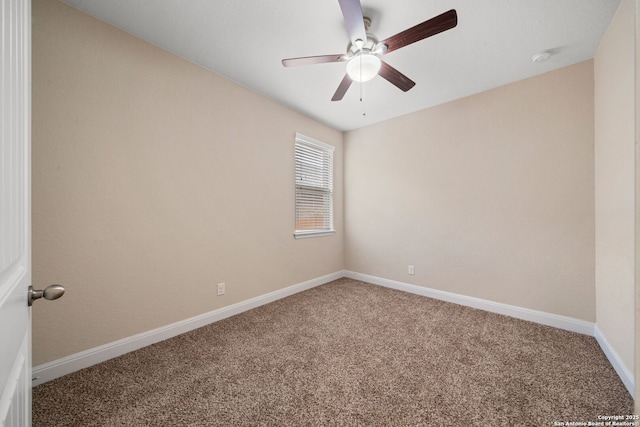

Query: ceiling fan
[282,0,458,101]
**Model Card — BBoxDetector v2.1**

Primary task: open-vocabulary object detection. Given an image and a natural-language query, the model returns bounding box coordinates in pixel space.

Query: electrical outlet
[408,265,415,275]
[217,282,225,296]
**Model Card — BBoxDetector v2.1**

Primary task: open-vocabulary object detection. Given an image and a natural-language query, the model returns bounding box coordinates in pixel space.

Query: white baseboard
[594,325,635,396]
[345,271,636,397]
[344,271,595,335]
[33,270,634,399]
[32,271,345,387]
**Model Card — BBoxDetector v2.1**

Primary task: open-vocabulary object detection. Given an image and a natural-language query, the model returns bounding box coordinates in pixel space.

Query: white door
[0,0,32,425]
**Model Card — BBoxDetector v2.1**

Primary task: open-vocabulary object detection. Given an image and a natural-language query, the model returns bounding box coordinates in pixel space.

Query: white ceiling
[60,0,621,132]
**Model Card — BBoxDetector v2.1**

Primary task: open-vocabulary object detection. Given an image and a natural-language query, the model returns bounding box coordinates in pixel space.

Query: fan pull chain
[361,82,366,116]
[358,55,366,116]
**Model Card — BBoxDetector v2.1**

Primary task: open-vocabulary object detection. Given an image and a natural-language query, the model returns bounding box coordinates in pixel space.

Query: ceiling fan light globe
[346,54,381,82]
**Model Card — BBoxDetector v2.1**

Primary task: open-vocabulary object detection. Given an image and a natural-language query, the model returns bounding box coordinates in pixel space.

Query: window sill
[293,230,336,239]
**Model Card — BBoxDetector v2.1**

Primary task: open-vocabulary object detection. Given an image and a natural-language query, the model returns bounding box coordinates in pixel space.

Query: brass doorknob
[28,284,65,306]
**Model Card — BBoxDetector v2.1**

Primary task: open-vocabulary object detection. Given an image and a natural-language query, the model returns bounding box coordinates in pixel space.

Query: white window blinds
[294,133,335,238]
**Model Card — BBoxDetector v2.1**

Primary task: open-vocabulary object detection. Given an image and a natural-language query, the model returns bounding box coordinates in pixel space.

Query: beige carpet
[33,278,633,426]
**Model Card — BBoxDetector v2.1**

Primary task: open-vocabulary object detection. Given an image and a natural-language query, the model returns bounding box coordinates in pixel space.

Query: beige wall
[31,0,344,366]
[594,0,636,380]
[345,61,595,322]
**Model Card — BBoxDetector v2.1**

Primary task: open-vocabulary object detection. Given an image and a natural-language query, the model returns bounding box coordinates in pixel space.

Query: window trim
[294,133,335,239]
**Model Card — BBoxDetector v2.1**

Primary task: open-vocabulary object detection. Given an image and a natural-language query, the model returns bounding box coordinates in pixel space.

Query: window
[294,133,335,238]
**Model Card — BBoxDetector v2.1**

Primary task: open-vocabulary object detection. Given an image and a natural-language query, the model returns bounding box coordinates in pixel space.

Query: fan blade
[282,54,345,67]
[331,74,353,101]
[379,61,416,92]
[380,9,457,54]
[338,0,367,45]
